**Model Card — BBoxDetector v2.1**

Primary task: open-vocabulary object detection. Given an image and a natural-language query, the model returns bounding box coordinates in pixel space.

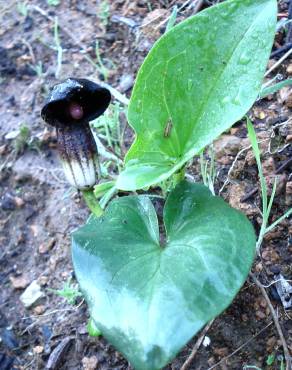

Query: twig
[154,0,195,29]
[180,319,214,370]
[240,187,258,202]
[250,273,291,370]
[207,321,273,370]
[192,0,204,14]
[275,157,292,174]
[271,43,292,58]
[265,47,292,77]
[219,133,272,195]
[21,38,36,64]
[21,300,84,335]
[219,144,251,194]
[22,299,84,321]
[261,279,292,289]
[287,0,292,44]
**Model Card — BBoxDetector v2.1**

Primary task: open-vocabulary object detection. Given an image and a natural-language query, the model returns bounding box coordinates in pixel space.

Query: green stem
[82,189,103,217]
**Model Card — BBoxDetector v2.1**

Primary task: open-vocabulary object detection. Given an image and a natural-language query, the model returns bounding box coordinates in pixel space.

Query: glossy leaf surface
[72,182,255,369]
[117,0,277,190]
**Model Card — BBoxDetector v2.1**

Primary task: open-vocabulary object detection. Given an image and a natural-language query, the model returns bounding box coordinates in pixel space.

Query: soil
[0,1,291,370]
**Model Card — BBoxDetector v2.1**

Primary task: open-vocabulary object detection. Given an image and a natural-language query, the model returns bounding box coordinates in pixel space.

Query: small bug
[163,119,173,138]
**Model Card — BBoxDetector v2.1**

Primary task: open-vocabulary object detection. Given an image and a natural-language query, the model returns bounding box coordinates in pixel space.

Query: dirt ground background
[0,0,291,369]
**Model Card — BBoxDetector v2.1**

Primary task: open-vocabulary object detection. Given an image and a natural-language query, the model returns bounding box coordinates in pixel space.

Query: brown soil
[0,1,291,370]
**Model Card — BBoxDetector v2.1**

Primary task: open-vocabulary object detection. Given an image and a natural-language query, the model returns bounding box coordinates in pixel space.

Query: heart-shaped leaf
[116,0,277,190]
[72,182,255,369]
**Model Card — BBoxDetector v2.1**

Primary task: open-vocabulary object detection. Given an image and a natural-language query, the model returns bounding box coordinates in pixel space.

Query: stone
[20,280,44,308]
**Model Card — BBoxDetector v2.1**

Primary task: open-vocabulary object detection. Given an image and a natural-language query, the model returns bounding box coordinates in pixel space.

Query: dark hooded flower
[41,78,111,189]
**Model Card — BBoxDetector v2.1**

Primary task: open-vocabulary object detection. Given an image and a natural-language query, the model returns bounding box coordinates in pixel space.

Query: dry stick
[250,273,291,370]
[275,157,292,174]
[207,321,273,370]
[21,38,36,64]
[287,0,292,44]
[240,187,258,202]
[264,47,292,77]
[154,0,195,30]
[271,43,292,58]
[219,144,251,194]
[192,0,205,14]
[180,319,215,370]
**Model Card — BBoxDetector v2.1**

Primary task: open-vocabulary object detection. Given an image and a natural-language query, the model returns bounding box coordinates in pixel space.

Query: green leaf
[72,181,255,369]
[116,0,277,190]
[266,353,275,366]
[259,78,292,98]
[87,318,102,337]
[93,181,116,198]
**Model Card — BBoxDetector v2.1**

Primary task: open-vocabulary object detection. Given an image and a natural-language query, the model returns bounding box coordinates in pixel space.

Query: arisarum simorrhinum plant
[41,0,277,369]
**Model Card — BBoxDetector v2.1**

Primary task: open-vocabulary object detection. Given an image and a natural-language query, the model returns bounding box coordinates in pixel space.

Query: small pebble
[82,356,98,370]
[33,345,44,354]
[10,275,30,290]
[287,64,292,74]
[119,74,134,93]
[38,238,56,254]
[33,305,46,315]
[20,280,44,308]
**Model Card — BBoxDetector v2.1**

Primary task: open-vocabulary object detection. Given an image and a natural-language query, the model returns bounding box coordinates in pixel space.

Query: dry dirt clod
[1,193,25,211]
[0,144,7,154]
[10,274,30,289]
[285,181,292,206]
[278,86,292,108]
[33,305,46,315]
[255,310,266,320]
[82,356,98,370]
[38,238,56,254]
[266,336,277,351]
[262,157,275,176]
[228,183,258,216]
[213,347,229,357]
[38,275,49,287]
[265,173,287,196]
[213,134,242,158]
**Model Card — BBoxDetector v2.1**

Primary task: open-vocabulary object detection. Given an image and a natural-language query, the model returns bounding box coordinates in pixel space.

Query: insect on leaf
[117,0,277,190]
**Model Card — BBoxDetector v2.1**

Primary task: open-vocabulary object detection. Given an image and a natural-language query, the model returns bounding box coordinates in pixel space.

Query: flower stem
[82,189,103,217]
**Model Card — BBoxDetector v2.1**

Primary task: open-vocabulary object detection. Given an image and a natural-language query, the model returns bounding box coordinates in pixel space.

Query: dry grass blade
[207,321,273,370]
[250,273,291,370]
[180,319,214,370]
